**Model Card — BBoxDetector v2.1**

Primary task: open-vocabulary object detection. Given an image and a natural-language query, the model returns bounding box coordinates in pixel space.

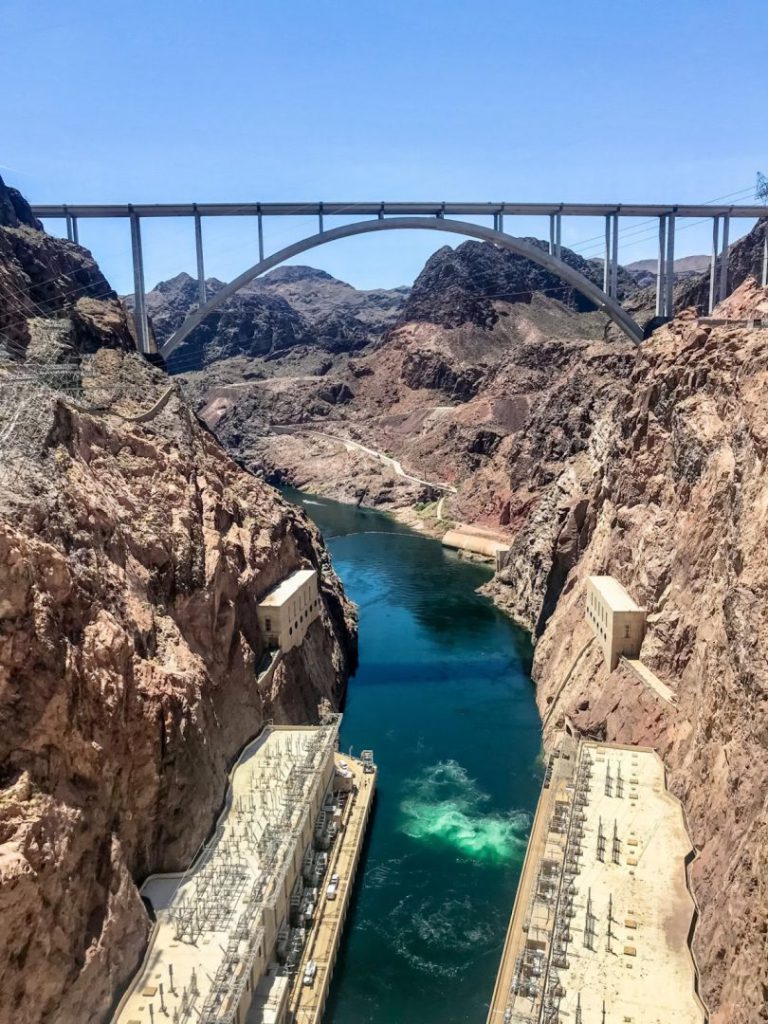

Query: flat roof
[113,723,338,1024]
[558,743,704,1022]
[588,574,644,613]
[488,739,706,1024]
[259,568,317,608]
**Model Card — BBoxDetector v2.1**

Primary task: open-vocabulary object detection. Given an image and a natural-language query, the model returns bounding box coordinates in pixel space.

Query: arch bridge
[31,200,768,356]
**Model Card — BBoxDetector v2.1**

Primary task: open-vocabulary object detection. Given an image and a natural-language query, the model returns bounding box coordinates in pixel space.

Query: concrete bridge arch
[160,216,644,359]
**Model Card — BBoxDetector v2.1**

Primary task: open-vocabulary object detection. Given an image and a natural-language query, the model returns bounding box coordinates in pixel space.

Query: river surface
[284,491,542,1024]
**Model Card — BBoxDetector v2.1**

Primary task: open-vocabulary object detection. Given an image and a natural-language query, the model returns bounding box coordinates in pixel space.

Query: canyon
[153,218,768,1024]
[1,168,767,1024]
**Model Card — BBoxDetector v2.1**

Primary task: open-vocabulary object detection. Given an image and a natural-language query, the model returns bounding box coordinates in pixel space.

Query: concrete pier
[287,752,377,1024]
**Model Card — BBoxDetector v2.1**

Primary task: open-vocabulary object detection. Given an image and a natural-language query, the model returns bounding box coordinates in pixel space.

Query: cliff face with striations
[489,280,768,1024]
[0,179,356,1024]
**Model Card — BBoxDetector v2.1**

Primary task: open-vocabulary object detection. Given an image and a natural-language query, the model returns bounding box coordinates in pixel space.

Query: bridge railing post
[129,208,151,355]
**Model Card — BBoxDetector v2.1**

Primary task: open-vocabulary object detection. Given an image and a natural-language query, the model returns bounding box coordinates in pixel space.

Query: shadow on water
[283,488,542,1024]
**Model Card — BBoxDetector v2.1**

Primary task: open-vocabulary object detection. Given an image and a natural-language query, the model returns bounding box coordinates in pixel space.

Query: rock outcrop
[400,238,636,328]
[0,174,114,354]
[0,179,356,1024]
[676,218,768,313]
[624,253,710,289]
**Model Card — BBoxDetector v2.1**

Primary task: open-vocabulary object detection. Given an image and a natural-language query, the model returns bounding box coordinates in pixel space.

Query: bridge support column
[762,230,768,289]
[65,208,75,243]
[318,202,324,234]
[708,216,720,315]
[603,215,619,297]
[257,206,265,262]
[665,214,676,318]
[717,214,730,303]
[656,215,667,317]
[548,213,562,257]
[129,211,151,355]
[194,208,206,307]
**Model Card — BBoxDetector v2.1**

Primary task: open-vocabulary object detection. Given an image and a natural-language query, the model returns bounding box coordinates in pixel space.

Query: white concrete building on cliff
[257,568,321,652]
[586,575,646,670]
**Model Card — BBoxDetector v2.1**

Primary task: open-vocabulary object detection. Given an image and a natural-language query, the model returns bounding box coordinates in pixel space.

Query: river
[284,491,542,1024]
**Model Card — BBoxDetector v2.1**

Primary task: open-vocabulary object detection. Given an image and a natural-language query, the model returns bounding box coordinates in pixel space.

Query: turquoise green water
[284,492,542,1024]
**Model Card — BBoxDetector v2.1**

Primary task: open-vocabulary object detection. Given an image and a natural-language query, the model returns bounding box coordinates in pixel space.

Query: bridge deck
[31,201,766,219]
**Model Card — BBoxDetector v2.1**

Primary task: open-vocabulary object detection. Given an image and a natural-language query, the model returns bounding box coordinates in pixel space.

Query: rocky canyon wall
[490,281,768,1024]
[0,179,356,1024]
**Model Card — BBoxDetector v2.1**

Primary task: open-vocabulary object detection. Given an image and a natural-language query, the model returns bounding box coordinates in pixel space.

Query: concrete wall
[441,527,509,561]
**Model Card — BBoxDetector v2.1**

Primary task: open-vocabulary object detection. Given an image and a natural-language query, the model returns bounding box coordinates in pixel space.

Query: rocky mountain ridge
[625,252,710,288]
[128,266,408,375]
[402,238,637,329]
[185,239,643,517]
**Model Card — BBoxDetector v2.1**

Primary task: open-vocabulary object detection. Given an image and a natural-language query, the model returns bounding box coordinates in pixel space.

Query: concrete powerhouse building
[487,739,707,1024]
[112,718,376,1024]
[257,568,321,652]
[586,575,646,670]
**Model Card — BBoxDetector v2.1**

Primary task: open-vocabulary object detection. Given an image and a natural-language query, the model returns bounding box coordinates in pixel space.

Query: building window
[624,624,631,639]
[265,618,272,632]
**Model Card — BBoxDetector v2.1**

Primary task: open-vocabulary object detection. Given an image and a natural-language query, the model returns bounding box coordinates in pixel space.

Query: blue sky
[2,0,766,292]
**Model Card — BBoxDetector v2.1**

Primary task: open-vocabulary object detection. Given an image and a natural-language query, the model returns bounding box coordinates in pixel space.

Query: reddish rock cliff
[0,184,356,1024]
[491,281,768,1024]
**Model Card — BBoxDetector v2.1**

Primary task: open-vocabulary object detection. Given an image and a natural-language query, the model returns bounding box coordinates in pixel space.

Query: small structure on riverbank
[441,524,509,565]
[257,567,321,651]
[586,575,646,670]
